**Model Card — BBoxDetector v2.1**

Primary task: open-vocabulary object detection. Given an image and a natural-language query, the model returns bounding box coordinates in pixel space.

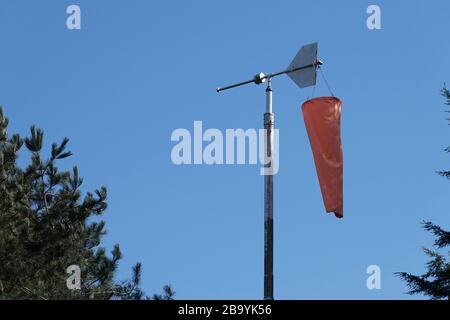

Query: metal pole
[216,61,322,93]
[216,78,256,93]
[216,45,322,300]
[264,79,274,300]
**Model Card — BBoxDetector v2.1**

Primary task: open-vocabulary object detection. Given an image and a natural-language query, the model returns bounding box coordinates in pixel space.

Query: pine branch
[422,221,450,248]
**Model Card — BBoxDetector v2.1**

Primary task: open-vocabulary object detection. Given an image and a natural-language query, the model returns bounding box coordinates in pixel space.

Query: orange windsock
[302,97,343,218]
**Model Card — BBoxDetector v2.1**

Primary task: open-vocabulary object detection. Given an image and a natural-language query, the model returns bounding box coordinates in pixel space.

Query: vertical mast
[264,79,274,300]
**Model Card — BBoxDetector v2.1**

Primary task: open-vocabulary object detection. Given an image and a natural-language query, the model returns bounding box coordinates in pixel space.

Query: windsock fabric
[302,97,343,218]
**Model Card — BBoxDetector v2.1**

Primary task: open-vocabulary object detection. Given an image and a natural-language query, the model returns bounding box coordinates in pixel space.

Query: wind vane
[217,43,322,93]
[217,43,323,300]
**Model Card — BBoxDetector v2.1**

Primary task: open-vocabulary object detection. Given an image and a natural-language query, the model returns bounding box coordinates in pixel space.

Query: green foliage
[152,285,175,301]
[396,222,450,300]
[0,107,173,300]
[442,85,450,106]
[438,85,450,178]
[396,86,450,300]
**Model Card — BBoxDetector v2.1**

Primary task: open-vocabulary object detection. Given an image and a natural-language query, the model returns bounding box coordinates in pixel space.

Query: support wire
[319,66,335,97]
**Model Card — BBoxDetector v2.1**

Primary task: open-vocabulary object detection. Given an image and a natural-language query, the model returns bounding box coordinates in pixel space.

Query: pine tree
[152,285,175,300]
[0,107,173,300]
[396,86,450,300]
[396,222,450,300]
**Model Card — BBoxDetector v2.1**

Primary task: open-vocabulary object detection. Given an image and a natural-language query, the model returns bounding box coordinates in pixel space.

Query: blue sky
[1,0,450,299]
